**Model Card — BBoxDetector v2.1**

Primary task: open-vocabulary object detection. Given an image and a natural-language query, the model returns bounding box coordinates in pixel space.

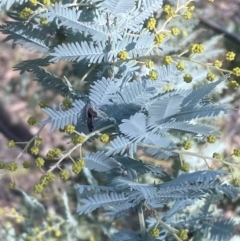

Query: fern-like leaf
[100,0,135,16]
[115,156,164,177]
[109,230,141,241]
[13,57,52,74]
[156,122,216,136]
[0,22,51,53]
[42,99,85,131]
[41,2,81,23]
[119,113,147,142]
[104,202,136,219]
[171,104,229,122]
[113,79,155,106]
[50,41,105,63]
[74,184,115,194]
[142,133,177,159]
[105,135,136,156]
[41,3,109,42]
[77,192,128,215]
[31,66,73,97]
[181,77,225,110]
[108,34,158,60]
[204,218,236,241]
[149,170,238,204]
[147,92,185,125]
[127,0,163,32]
[111,177,158,199]
[89,77,121,106]
[0,0,28,10]
[84,151,120,172]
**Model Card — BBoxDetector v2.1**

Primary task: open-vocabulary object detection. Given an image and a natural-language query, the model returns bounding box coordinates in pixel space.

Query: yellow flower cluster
[19,7,32,19]
[71,134,85,144]
[33,172,55,193]
[100,133,110,143]
[190,44,205,53]
[212,152,222,159]
[36,157,45,167]
[8,140,16,148]
[46,148,62,158]
[43,0,52,6]
[228,80,239,89]
[60,169,70,181]
[62,98,72,109]
[214,60,222,68]
[177,61,185,71]
[54,230,62,237]
[183,140,192,150]
[206,72,216,82]
[145,60,154,69]
[23,160,30,169]
[8,162,18,172]
[180,162,190,172]
[177,230,188,240]
[164,56,173,65]
[183,74,193,83]
[233,148,240,157]
[226,51,235,61]
[117,50,128,60]
[30,146,39,155]
[207,135,217,143]
[187,3,195,11]
[171,27,179,36]
[146,17,156,31]
[34,183,44,194]
[29,0,37,6]
[0,161,5,169]
[149,70,158,80]
[39,101,47,108]
[27,116,37,125]
[65,124,75,134]
[184,11,192,19]
[164,5,175,17]
[40,18,49,27]
[149,228,160,238]
[233,67,240,76]
[231,178,240,186]
[154,33,165,45]
[36,137,42,146]
[72,159,85,174]
[41,172,55,186]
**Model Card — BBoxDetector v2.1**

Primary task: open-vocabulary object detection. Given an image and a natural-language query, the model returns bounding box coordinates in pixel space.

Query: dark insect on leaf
[86,102,97,132]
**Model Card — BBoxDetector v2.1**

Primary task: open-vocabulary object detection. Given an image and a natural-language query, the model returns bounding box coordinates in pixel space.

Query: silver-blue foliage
[0,0,238,240]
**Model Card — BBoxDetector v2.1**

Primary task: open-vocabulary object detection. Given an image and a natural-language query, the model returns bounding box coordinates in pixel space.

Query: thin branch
[144,204,182,241]
[47,124,114,173]
[137,143,240,168]
[138,204,147,239]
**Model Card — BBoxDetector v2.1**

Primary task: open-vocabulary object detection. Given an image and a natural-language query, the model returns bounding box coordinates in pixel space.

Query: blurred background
[0,0,240,240]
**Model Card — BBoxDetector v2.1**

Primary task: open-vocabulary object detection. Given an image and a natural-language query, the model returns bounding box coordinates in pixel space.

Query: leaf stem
[47,124,114,173]
[138,203,147,239]
[15,124,45,161]
[144,204,182,241]
[137,143,240,168]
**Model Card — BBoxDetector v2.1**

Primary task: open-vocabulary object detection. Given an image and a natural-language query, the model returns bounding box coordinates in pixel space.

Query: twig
[144,204,182,241]
[47,124,114,173]
[137,143,240,168]
[138,204,147,239]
